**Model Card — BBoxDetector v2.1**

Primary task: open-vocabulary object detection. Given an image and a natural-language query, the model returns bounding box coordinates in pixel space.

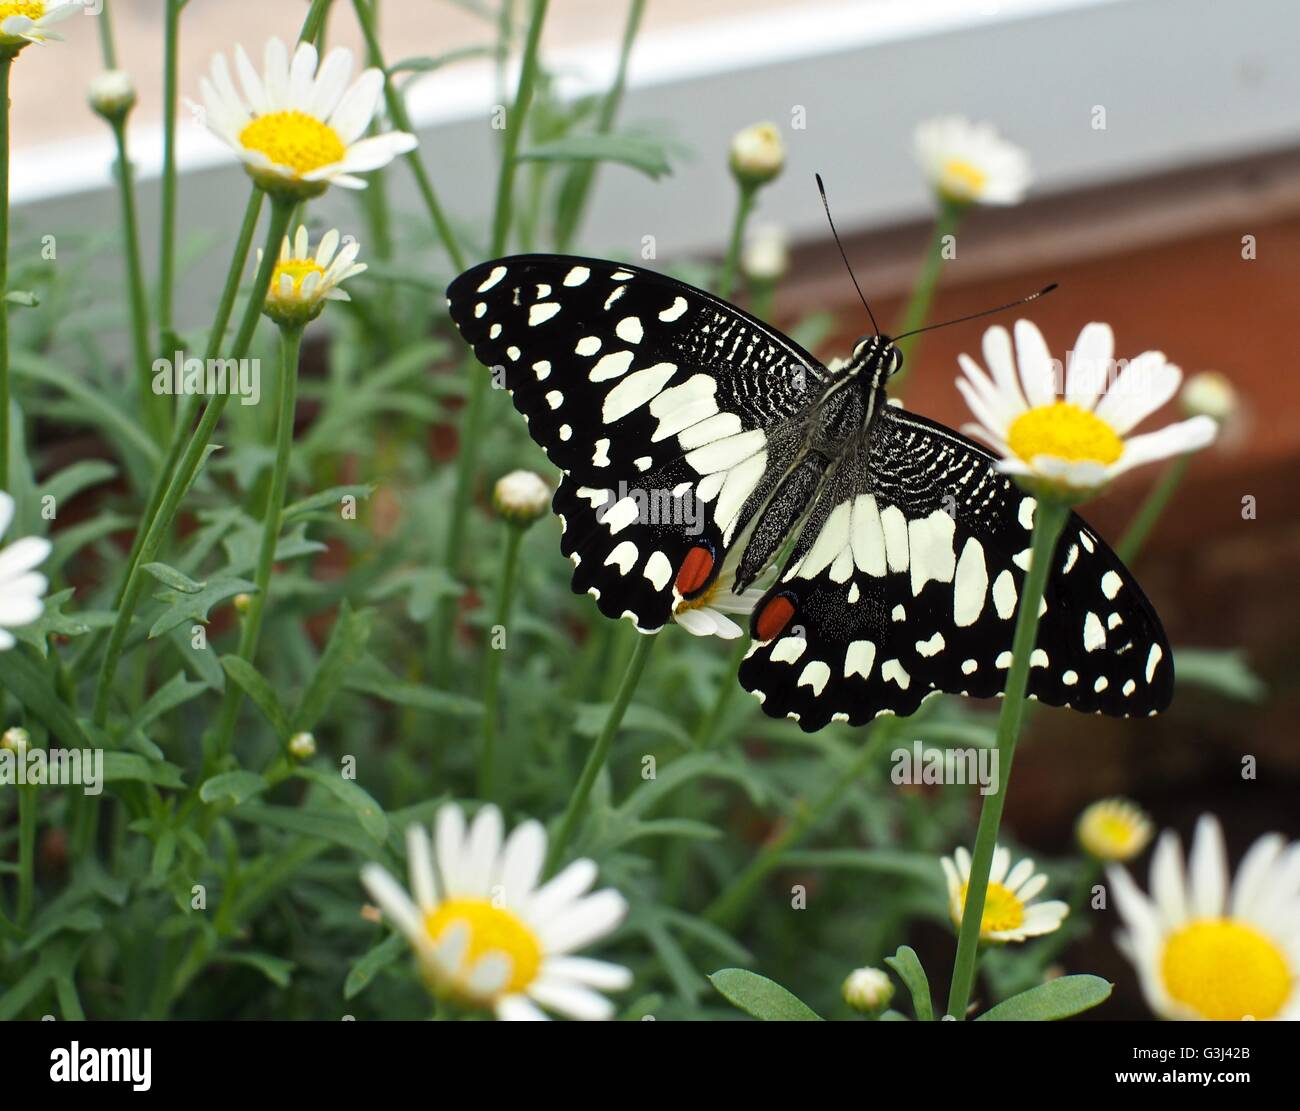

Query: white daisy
[0,0,83,51]
[196,38,417,199]
[361,803,632,1021]
[258,225,365,327]
[956,320,1218,498]
[942,844,1069,943]
[1108,814,1300,1021]
[0,492,50,650]
[1077,797,1154,862]
[672,554,765,641]
[913,115,1032,206]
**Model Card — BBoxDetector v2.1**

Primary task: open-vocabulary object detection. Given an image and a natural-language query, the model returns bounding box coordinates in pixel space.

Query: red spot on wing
[755,595,796,642]
[675,545,715,596]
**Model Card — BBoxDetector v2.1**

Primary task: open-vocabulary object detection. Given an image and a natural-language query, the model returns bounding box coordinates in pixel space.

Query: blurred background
[11,0,1300,1017]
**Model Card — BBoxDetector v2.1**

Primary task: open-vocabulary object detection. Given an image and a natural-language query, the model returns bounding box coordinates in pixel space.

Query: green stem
[92,198,294,726]
[351,0,465,272]
[1116,453,1192,564]
[157,0,183,351]
[207,323,303,766]
[546,631,656,872]
[716,182,756,301]
[704,718,900,929]
[553,0,645,251]
[110,118,165,445]
[0,56,12,491]
[432,0,550,683]
[890,198,965,389]
[690,637,749,749]
[478,525,525,799]
[945,496,1069,1019]
[95,0,118,67]
[17,782,35,925]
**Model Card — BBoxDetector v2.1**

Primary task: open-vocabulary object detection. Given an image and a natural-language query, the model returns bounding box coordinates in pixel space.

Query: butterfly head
[849,334,904,390]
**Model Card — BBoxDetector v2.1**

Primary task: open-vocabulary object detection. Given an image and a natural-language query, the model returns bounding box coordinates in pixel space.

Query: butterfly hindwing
[739,406,1174,731]
[447,255,827,630]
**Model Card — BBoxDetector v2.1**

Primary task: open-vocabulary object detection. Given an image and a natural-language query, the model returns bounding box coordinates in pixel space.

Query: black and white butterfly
[446,254,1174,732]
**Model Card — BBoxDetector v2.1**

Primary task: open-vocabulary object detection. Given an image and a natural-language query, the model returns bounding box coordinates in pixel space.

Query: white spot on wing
[845,640,875,679]
[643,551,672,591]
[529,302,560,326]
[1101,570,1122,599]
[1084,611,1106,652]
[477,265,507,292]
[992,569,1017,620]
[915,632,945,657]
[605,541,638,574]
[563,265,590,287]
[576,335,601,356]
[953,537,988,627]
[602,362,676,423]
[771,637,806,664]
[545,390,563,410]
[590,350,635,382]
[908,509,956,595]
[616,317,644,344]
[1145,643,1162,682]
[798,661,831,696]
[659,297,688,322]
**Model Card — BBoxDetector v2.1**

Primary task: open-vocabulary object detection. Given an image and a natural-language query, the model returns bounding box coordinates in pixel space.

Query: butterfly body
[447,254,1174,731]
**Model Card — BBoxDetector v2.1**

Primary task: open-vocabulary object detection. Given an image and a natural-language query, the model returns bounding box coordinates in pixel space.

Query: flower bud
[1076,797,1154,862]
[493,470,550,527]
[233,593,253,615]
[842,966,894,1013]
[2,726,31,755]
[1180,370,1238,423]
[742,224,789,284]
[729,123,784,188]
[89,70,137,123]
[288,731,317,760]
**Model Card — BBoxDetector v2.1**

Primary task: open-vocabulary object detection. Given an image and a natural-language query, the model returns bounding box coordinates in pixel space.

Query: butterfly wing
[446,255,827,630]
[739,406,1175,730]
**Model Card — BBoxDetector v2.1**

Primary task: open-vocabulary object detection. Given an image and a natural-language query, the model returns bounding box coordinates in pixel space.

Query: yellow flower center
[941,158,987,200]
[271,257,326,298]
[1161,919,1292,1021]
[238,111,345,176]
[424,898,543,997]
[960,881,1025,935]
[0,2,45,21]
[1007,401,1124,465]
[1078,807,1148,860]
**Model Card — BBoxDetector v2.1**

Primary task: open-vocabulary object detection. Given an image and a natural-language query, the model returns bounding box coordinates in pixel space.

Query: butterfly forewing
[446,255,827,630]
[739,407,1174,731]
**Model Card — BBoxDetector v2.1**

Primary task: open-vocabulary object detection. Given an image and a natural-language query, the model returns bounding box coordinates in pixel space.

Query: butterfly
[446,254,1174,732]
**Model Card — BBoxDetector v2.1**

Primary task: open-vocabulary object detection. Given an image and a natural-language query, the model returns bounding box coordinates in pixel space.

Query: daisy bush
[0,0,1281,1027]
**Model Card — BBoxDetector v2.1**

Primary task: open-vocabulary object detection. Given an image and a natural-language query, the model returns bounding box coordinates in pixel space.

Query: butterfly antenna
[893,283,1059,342]
[816,173,880,336]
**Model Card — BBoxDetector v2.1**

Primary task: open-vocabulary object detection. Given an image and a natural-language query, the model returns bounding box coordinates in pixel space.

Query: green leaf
[222,952,294,988]
[344,655,482,718]
[291,602,374,732]
[282,484,374,524]
[142,561,205,593]
[10,589,114,658]
[231,804,382,854]
[220,656,291,740]
[38,459,116,506]
[102,752,186,789]
[149,574,256,637]
[518,133,674,179]
[199,770,270,806]
[296,766,389,842]
[976,975,1112,1021]
[387,44,493,76]
[708,968,822,1021]
[1174,647,1267,702]
[345,933,407,999]
[124,672,209,736]
[0,649,89,747]
[575,701,689,747]
[5,289,39,307]
[885,945,934,1021]
[782,848,938,883]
